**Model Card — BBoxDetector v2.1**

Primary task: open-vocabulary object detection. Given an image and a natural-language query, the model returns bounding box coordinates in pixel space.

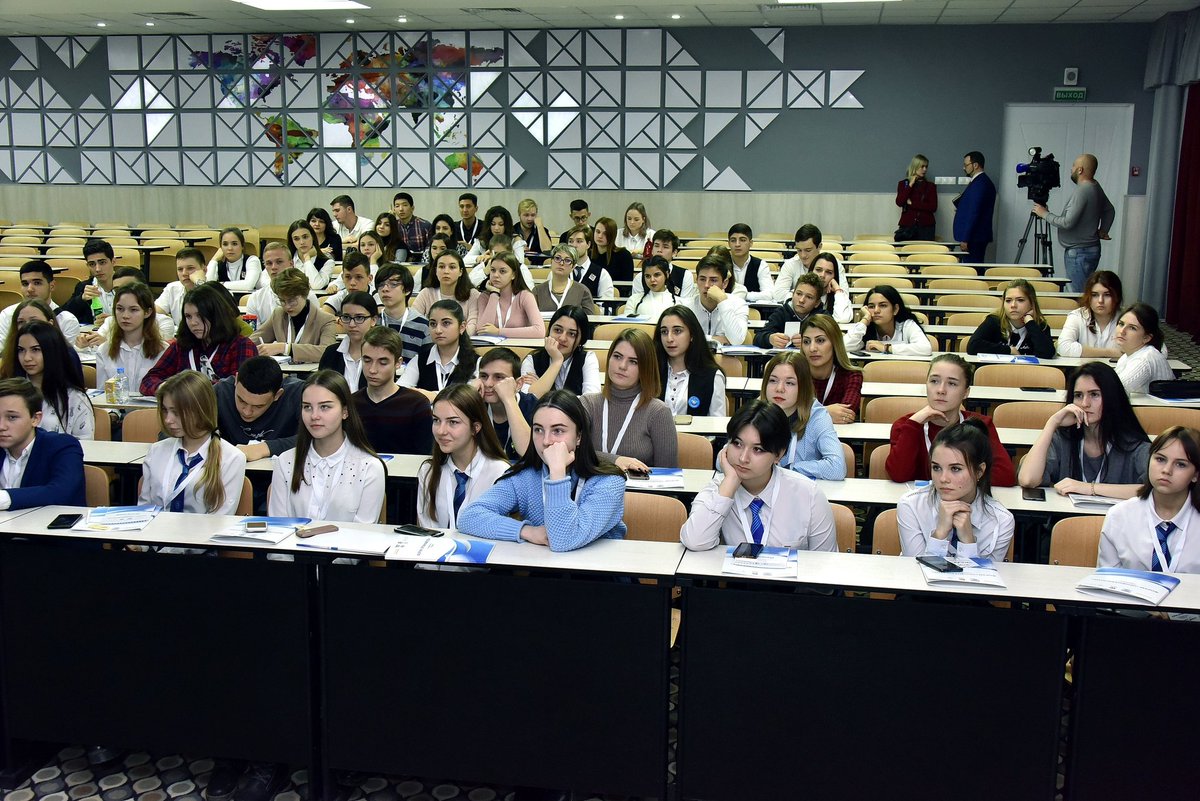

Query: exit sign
[1054,87,1087,102]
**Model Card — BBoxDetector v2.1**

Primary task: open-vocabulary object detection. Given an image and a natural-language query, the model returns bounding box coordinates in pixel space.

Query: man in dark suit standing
[0,378,85,510]
[953,150,998,267]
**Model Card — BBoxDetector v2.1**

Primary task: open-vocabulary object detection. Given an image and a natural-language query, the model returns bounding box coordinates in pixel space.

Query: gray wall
[0,23,1153,195]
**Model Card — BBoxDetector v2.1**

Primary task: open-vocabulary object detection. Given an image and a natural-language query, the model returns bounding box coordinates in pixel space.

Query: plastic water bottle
[115,367,129,403]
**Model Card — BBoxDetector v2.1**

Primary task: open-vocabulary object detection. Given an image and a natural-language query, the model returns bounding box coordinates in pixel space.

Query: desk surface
[81,440,152,464]
[860,381,1200,407]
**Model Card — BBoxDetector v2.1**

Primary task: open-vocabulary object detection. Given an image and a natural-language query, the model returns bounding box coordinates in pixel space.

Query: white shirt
[335,336,364,393]
[0,302,81,348]
[569,258,616,300]
[615,228,655,257]
[732,256,776,303]
[772,256,809,304]
[1056,308,1117,357]
[94,337,168,391]
[843,317,932,357]
[680,466,837,551]
[897,487,1015,561]
[39,387,94,440]
[463,237,528,269]
[663,365,727,417]
[628,264,698,306]
[1115,344,1174,394]
[626,287,679,320]
[334,215,374,244]
[683,293,749,345]
[1100,496,1200,573]
[155,281,190,325]
[138,436,247,515]
[92,313,176,344]
[416,448,510,529]
[468,259,536,292]
[205,255,263,294]
[520,351,602,395]
[88,279,116,316]
[269,439,386,523]
[245,286,318,326]
[0,439,33,492]
[399,345,460,389]
[295,253,336,291]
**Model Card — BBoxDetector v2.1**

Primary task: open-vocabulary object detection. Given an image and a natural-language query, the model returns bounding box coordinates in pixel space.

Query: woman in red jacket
[895,154,938,241]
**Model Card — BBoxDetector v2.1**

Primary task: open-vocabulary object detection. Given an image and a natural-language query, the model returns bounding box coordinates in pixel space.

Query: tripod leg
[1015,212,1037,263]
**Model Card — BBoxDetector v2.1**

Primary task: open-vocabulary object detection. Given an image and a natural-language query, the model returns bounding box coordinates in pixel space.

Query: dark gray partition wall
[0,24,1151,193]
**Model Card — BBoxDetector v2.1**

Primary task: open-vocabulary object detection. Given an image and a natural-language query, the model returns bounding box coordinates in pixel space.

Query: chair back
[852,276,913,290]
[849,242,896,252]
[872,508,901,555]
[1133,407,1200,435]
[1040,297,1079,311]
[936,294,996,309]
[830,503,857,553]
[677,432,714,470]
[840,442,855,479]
[623,491,687,543]
[849,263,908,277]
[93,407,112,441]
[122,408,162,442]
[992,401,1062,430]
[717,355,745,378]
[920,264,977,277]
[974,364,1065,390]
[84,465,111,507]
[927,278,990,292]
[985,266,1042,279]
[863,397,925,424]
[236,478,254,515]
[901,243,950,254]
[1049,516,1104,567]
[862,360,929,385]
[945,312,989,327]
[592,322,655,341]
[868,444,893,480]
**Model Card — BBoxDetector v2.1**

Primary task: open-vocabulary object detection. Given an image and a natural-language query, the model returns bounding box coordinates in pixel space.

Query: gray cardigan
[1042,428,1150,487]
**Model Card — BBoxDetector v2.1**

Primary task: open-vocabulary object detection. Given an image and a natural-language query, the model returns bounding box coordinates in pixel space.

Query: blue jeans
[1064,244,1101,293]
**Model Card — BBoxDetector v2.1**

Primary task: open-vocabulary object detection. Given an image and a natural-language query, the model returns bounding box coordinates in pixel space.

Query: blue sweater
[783,400,846,481]
[457,467,627,552]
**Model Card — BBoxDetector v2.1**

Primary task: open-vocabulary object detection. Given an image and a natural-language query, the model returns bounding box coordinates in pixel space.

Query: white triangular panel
[509,73,542,108]
[663,112,696,149]
[324,153,358,186]
[79,94,105,110]
[703,161,751,191]
[623,154,657,190]
[828,70,865,109]
[512,111,543,145]
[703,112,736,146]
[507,155,525,185]
[624,112,659,149]
[546,111,579,147]
[547,153,581,189]
[746,72,782,110]
[788,71,824,109]
[470,112,505,149]
[584,111,620,149]
[145,113,174,145]
[40,79,69,110]
[584,30,621,67]
[663,153,696,186]
[471,71,501,107]
[10,39,37,70]
[664,71,701,108]
[585,152,620,190]
[508,30,540,67]
[751,28,784,63]
[547,30,582,67]
[585,73,620,108]
[664,32,697,67]
[744,113,777,146]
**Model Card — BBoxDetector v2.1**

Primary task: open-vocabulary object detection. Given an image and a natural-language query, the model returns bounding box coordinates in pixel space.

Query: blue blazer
[952,172,997,244]
[1,428,86,509]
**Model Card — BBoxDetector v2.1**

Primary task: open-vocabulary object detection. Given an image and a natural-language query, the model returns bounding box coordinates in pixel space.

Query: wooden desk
[860,381,1200,409]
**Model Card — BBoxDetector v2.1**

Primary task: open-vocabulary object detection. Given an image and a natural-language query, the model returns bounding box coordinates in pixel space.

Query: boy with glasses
[374,262,429,364]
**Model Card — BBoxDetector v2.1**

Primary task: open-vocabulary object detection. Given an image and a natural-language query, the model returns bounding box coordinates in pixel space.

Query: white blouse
[615,228,655,257]
[205,255,263,294]
[416,448,510,529]
[843,317,932,357]
[138,436,247,515]
[295,253,336,291]
[1115,344,1174,394]
[1056,308,1117,357]
[269,438,386,523]
[896,487,1015,561]
[463,237,527,268]
[94,338,168,391]
[627,288,680,320]
[39,387,95,440]
[663,365,727,417]
[520,351,602,395]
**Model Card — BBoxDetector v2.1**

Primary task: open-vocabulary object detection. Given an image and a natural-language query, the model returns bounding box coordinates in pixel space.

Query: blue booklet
[1076,567,1181,606]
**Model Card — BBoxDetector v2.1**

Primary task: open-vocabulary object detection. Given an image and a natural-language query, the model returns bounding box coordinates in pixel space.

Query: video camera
[1015,147,1061,205]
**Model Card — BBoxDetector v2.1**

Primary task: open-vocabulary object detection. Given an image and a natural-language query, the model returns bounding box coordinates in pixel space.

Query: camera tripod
[1015,211,1054,266]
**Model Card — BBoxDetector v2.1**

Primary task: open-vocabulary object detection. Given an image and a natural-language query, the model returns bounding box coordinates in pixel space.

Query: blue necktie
[749,498,765,545]
[1151,521,1176,572]
[171,449,203,513]
[452,470,470,519]
[950,527,959,551]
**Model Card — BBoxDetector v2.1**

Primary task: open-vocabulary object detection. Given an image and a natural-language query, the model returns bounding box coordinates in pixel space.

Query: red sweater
[813,369,863,418]
[886,410,1016,486]
[895,178,938,228]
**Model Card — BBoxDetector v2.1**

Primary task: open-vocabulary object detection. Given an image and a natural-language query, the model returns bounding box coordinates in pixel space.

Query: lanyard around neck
[602,394,640,454]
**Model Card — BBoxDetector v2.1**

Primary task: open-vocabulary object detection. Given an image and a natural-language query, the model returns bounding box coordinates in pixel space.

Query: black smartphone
[47,513,82,530]
[1019,386,1055,392]
[1022,487,1047,502]
[394,524,444,538]
[625,467,651,478]
[733,542,765,559]
[917,555,962,572]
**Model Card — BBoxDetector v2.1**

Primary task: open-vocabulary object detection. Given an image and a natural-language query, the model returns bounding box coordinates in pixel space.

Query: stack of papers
[974,353,1040,364]
[73,504,161,531]
[721,545,796,578]
[386,536,495,564]
[920,556,1007,588]
[209,516,311,545]
[294,528,401,556]
[1076,567,1180,606]
[1068,493,1122,512]
[471,334,506,345]
[718,344,780,356]
[625,467,686,490]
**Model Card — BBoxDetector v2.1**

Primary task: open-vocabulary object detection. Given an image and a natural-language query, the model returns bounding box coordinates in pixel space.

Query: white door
[999,104,1133,273]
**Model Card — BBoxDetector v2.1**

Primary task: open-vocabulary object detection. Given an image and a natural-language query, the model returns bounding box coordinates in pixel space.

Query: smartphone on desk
[47,513,82,530]
[1019,386,1055,392]
[395,524,444,538]
[733,542,765,559]
[1022,487,1046,502]
[917,555,962,572]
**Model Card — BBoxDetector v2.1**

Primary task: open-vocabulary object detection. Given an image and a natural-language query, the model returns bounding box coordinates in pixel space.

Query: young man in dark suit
[953,150,998,267]
[0,378,85,510]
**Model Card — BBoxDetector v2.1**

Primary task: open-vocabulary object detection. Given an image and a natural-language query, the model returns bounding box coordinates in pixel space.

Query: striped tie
[171,449,203,513]
[749,498,765,545]
[1151,521,1176,572]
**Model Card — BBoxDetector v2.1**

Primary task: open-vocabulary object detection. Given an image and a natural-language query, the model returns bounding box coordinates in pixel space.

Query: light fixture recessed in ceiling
[230,0,371,11]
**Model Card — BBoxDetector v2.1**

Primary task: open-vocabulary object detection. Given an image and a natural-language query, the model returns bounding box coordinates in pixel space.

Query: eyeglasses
[552,255,575,265]
[339,314,372,325]
[378,280,405,290]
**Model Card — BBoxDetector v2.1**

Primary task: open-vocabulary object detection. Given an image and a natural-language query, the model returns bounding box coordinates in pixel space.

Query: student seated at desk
[205,226,262,294]
[76,268,176,347]
[62,238,117,326]
[354,326,433,456]
[897,419,1014,561]
[270,370,386,523]
[680,399,836,552]
[590,217,636,291]
[476,253,544,339]
[887,354,1014,485]
[759,351,845,480]
[843,285,932,357]
[581,328,679,472]
[153,247,205,327]
[801,315,863,424]
[93,283,167,392]
[477,347,538,460]
[1018,362,1150,500]
[457,390,627,551]
[656,305,726,417]
[463,205,527,272]
[533,243,598,315]
[0,261,81,346]
[1100,426,1200,572]
[562,224,615,301]
[966,279,1056,359]
[399,300,478,400]
[417,384,510,530]
[140,283,257,395]
[318,291,376,392]
[289,218,335,291]
[214,356,302,463]
[755,272,823,349]
[7,321,93,439]
[1057,270,1122,358]
[812,252,853,324]
[627,230,697,307]
[1113,302,1174,395]
[683,252,749,346]
[0,378,85,509]
[627,256,680,320]
[306,207,342,263]
[319,252,374,316]
[4,299,84,386]
[140,371,246,515]
[349,231,386,282]
[520,305,600,396]
[413,232,451,286]
[253,269,338,363]
[412,250,482,335]
[374,263,430,364]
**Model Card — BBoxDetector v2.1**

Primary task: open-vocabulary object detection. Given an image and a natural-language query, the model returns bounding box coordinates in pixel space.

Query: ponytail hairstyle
[501,389,625,481]
[760,351,816,440]
[631,256,674,316]
[108,282,164,360]
[422,383,508,522]
[993,279,1047,339]
[291,369,378,494]
[156,371,227,512]
[928,417,994,499]
[1137,426,1200,511]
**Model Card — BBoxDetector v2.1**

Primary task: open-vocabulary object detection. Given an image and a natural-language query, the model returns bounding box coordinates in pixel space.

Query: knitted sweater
[581,384,679,468]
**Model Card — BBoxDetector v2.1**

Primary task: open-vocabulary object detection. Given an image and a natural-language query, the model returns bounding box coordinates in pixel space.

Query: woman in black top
[306,207,343,261]
[591,217,635,291]
[967,279,1056,359]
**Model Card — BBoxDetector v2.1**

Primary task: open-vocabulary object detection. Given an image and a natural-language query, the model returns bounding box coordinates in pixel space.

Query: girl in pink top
[477,252,544,338]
